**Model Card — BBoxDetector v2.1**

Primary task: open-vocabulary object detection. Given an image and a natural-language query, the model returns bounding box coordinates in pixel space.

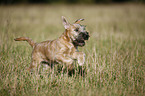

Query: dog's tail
[14,37,35,48]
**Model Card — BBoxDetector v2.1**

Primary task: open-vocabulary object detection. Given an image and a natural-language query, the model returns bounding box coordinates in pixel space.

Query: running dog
[14,16,90,73]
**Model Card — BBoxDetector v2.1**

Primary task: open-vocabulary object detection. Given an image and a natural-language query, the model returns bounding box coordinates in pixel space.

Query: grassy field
[0,4,145,96]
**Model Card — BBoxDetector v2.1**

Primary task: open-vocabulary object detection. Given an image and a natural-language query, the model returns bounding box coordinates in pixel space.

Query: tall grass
[0,4,145,96]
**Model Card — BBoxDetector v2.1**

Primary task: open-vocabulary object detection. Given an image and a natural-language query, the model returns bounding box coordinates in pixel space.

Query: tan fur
[14,16,88,73]
[14,37,35,48]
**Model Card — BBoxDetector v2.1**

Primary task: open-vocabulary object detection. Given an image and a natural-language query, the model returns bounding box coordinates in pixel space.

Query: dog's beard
[73,39,85,47]
[72,32,89,47]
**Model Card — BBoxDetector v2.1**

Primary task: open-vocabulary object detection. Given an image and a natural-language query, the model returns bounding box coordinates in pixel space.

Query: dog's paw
[78,52,85,66]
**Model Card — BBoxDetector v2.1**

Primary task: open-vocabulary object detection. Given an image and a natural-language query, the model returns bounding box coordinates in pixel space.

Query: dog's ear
[62,16,70,29]
[75,18,84,24]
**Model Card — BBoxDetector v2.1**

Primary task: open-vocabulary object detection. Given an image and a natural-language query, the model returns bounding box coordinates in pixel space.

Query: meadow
[0,4,145,96]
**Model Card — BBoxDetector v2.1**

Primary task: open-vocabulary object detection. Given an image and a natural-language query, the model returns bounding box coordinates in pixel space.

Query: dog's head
[62,16,90,47]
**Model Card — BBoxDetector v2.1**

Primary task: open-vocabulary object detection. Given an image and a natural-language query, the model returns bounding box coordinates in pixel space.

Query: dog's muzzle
[80,32,90,40]
[73,32,90,47]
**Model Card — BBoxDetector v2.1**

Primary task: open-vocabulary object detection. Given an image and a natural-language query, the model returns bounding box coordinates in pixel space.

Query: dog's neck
[59,30,78,49]
[63,29,71,42]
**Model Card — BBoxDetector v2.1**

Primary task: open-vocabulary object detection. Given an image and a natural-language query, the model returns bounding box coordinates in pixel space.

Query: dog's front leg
[72,52,85,66]
[55,54,74,70]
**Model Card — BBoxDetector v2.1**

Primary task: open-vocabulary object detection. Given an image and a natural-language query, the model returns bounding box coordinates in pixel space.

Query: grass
[0,4,145,96]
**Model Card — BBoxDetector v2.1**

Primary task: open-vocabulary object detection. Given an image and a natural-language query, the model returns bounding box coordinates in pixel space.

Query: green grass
[0,4,145,96]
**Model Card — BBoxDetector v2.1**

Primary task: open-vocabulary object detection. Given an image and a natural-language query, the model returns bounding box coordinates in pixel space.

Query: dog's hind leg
[28,57,43,74]
[41,61,51,73]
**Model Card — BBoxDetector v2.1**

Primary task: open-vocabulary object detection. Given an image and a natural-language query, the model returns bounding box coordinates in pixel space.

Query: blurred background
[0,0,145,4]
[0,0,145,96]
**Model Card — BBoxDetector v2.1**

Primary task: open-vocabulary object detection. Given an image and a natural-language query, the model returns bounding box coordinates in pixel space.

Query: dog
[14,16,90,74]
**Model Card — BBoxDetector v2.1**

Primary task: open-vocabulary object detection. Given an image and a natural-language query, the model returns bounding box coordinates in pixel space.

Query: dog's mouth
[73,39,85,47]
[72,31,90,47]
[73,32,90,47]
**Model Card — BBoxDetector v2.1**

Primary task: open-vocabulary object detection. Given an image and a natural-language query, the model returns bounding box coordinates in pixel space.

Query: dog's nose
[79,32,90,40]
[83,32,90,40]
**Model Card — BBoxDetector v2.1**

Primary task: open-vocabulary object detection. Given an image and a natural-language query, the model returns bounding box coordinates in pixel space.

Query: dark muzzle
[73,39,85,47]
[79,32,90,40]
[73,32,90,47]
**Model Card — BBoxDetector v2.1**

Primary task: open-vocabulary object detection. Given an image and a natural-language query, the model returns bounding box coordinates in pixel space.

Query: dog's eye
[75,28,79,32]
